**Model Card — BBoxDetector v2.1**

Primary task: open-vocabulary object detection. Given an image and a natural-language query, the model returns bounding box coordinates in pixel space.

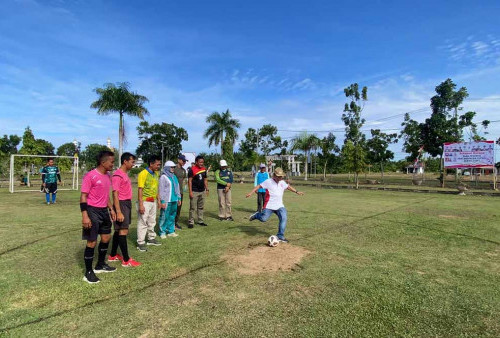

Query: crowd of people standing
[74,150,303,284]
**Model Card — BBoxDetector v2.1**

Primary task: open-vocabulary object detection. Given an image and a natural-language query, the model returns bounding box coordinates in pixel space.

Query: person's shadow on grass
[233,225,270,237]
[232,206,256,213]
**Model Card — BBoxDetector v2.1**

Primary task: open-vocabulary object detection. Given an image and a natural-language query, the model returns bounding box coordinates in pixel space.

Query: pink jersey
[112,168,132,200]
[81,169,111,208]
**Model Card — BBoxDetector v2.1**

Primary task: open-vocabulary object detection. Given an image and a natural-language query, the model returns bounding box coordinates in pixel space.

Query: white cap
[164,160,175,167]
[220,160,228,167]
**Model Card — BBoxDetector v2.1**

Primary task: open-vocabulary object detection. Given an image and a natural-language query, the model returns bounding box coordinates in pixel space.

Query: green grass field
[0,184,499,337]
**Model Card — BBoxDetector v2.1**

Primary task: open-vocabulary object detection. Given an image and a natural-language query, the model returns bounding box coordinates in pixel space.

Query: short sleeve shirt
[112,168,132,201]
[137,169,159,200]
[260,178,289,210]
[42,165,60,184]
[188,166,207,192]
[81,169,111,208]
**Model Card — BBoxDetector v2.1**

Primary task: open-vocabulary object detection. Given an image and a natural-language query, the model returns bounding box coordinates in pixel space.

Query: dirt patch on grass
[226,244,311,275]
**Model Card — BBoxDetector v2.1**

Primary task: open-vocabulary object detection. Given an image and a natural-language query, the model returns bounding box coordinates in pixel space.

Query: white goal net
[9,154,79,193]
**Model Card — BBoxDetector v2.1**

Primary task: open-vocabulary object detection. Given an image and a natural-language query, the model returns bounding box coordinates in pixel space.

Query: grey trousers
[189,191,205,224]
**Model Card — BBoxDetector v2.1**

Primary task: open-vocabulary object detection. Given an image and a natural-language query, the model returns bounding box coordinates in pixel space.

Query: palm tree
[290,132,321,181]
[203,109,241,155]
[90,82,149,160]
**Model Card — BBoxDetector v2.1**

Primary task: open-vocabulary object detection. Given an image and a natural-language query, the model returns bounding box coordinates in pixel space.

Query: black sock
[110,231,119,256]
[97,241,109,266]
[84,246,94,273]
[118,235,130,262]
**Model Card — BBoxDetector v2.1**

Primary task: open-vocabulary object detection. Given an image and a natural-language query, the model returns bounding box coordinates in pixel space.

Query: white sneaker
[167,233,178,237]
[160,234,167,239]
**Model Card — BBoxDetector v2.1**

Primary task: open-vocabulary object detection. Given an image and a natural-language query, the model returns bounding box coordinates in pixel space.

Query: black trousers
[257,192,266,213]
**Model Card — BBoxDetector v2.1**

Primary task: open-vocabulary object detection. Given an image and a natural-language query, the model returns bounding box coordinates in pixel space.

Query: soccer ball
[267,235,279,247]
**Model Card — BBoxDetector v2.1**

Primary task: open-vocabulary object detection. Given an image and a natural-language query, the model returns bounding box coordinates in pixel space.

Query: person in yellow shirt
[136,155,162,252]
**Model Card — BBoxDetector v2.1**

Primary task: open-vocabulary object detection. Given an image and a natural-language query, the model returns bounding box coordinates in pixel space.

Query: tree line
[1,79,494,185]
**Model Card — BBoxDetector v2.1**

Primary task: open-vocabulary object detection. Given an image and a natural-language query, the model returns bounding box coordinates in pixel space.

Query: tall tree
[239,128,259,156]
[290,132,320,181]
[56,142,81,172]
[0,134,21,175]
[318,132,340,180]
[258,124,284,155]
[17,127,55,173]
[90,82,149,160]
[400,79,481,186]
[80,143,110,169]
[341,83,368,189]
[222,135,234,166]
[0,134,21,157]
[19,127,55,156]
[203,109,241,155]
[366,129,398,181]
[400,113,423,161]
[136,121,188,164]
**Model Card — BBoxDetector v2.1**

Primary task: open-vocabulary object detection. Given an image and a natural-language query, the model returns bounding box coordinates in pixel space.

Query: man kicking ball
[245,167,304,243]
[80,150,117,284]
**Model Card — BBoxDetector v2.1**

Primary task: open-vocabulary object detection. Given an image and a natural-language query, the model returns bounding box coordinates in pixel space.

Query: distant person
[159,161,182,238]
[187,155,208,228]
[80,150,117,284]
[215,159,234,221]
[108,152,141,267]
[136,155,162,252]
[254,163,270,213]
[41,158,61,205]
[173,154,188,230]
[246,167,304,243]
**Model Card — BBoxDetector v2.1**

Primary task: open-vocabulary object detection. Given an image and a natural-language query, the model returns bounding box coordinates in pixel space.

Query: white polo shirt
[260,178,288,210]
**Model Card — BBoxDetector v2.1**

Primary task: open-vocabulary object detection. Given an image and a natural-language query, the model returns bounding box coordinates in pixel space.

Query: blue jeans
[255,207,288,240]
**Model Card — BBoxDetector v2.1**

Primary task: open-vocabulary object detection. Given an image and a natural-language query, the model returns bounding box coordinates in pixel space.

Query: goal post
[9,154,79,193]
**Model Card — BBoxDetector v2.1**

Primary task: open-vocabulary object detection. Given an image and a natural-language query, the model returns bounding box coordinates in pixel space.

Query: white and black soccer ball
[267,235,279,247]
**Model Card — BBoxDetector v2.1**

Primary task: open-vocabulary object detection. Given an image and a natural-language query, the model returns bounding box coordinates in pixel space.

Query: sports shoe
[187,223,194,229]
[218,217,226,221]
[94,263,117,273]
[122,258,141,267]
[146,239,161,246]
[249,212,258,221]
[137,244,148,252]
[108,254,123,262]
[226,217,234,221]
[160,234,167,239]
[47,202,50,205]
[83,270,100,284]
[198,222,208,226]
[278,238,289,243]
[175,224,182,230]
[167,232,178,237]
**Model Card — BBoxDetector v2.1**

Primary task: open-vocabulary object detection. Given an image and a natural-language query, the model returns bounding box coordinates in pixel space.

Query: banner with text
[443,141,495,168]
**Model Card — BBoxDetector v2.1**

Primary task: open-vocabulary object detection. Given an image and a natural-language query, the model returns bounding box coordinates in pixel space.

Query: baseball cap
[259,163,266,168]
[220,160,228,167]
[165,160,175,167]
[178,154,187,161]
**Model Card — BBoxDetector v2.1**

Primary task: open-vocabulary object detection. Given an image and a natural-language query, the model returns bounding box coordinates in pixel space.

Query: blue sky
[1,0,500,159]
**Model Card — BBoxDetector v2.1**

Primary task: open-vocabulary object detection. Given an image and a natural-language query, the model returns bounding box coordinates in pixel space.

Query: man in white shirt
[245,167,304,243]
